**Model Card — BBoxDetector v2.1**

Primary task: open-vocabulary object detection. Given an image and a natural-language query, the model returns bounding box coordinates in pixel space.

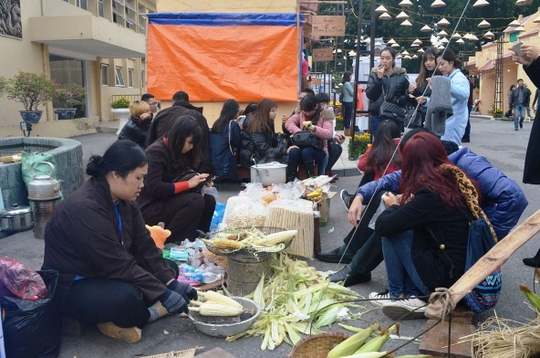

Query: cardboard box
[317,191,335,227]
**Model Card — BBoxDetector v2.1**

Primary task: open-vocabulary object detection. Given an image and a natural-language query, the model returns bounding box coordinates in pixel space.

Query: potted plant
[111,97,131,135]
[348,132,371,160]
[53,83,86,120]
[2,71,56,123]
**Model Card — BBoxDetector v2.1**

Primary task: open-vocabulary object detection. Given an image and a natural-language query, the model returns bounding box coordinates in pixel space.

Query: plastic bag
[0,257,48,300]
[368,198,387,230]
[210,202,226,232]
[222,196,268,228]
[1,269,61,358]
[21,152,63,198]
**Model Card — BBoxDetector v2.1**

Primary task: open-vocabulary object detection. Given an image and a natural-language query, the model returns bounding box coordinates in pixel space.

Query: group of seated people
[316,125,528,318]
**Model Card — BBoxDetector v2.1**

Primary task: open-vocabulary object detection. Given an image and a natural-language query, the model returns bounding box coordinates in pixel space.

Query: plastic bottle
[203,272,223,284]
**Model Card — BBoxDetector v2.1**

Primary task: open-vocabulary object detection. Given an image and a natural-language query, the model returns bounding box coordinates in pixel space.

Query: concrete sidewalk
[2,116,539,357]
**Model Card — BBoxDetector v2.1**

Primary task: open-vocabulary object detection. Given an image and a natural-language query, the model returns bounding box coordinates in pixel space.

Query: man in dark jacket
[146,91,211,173]
[509,78,531,130]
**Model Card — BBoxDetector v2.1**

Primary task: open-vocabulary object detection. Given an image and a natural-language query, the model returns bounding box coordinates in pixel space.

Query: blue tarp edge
[147,12,302,26]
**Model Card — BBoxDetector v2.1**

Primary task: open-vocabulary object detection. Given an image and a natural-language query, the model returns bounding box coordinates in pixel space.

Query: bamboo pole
[425,209,540,319]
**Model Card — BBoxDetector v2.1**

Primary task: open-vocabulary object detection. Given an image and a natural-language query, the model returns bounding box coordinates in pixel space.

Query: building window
[100,64,109,86]
[98,0,104,17]
[76,0,88,10]
[115,67,125,87]
[128,69,134,88]
[141,70,145,91]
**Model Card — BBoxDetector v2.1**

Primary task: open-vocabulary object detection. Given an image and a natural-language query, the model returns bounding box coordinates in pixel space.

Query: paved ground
[2,116,539,357]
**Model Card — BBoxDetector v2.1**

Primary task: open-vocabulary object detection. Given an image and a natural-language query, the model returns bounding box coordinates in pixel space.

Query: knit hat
[425,76,453,137]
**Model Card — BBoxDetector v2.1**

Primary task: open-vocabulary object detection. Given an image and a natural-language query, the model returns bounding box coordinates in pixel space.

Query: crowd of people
[39,43,538,346]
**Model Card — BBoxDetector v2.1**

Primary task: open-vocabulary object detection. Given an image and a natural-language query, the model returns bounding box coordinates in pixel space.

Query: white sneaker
[381,297,427,320]
[368,291,393,307]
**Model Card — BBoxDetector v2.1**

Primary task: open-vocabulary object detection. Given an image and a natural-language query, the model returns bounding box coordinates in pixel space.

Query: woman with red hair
[372,132,478,319]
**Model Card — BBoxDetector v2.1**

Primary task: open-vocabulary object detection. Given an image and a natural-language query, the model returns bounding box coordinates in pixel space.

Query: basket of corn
[202,226,297,259]
[287,332,349,358]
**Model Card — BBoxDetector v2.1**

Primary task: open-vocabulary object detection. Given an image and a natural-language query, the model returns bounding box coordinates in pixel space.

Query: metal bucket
[227,256,271,296]
[33,199,60,239]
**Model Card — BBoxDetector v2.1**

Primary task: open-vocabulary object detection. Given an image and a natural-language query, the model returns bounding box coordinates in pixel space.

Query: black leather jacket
[509,86,531,108]
[118,116,151,149]
[365,67,409,116]
[239,128,287,167]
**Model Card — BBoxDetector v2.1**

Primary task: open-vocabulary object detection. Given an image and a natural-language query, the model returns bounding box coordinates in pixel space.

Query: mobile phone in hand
[512,41,524,57]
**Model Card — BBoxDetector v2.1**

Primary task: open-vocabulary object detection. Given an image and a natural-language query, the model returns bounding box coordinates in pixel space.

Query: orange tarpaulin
[147,13,301,102]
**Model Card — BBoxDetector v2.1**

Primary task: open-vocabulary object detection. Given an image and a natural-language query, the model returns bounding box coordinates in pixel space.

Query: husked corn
[189,303,243,316]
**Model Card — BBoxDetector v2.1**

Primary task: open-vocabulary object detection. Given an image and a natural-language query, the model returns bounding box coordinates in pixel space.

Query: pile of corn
[226,252,363,350]
[189,291,245,317]
[202,228,297,253]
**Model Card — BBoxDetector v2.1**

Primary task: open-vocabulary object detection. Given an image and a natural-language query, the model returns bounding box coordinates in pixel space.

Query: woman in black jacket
[372,132,476,319]
[42,140,197,343]
[365,47,409,136]
[239,99,288,167]
[118,100,153,148]
[139,116,216,242]
[407,46,439,128]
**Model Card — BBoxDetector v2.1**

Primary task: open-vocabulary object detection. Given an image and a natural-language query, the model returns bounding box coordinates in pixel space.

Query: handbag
[405,106,424,128]
[437,164,502,313]
[291,130,322,150]
[379,85,407,123]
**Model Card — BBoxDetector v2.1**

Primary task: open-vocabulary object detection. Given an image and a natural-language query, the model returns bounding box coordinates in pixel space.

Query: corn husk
[460,312,540,358]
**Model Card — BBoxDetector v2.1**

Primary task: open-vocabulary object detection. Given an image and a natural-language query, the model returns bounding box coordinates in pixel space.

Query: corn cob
[198,291,243,310]
[202,238,244,250]
[327,322,380,358]
[354,323,398,354]
[188,302,243,316]
[255,230,298,246]
[520,284,540,311]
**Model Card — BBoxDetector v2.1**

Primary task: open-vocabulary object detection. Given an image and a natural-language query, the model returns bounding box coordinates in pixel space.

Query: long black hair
[364,120,401,173]
[87,140,147,178]
[166,115,203,169]
[211,99,240,133]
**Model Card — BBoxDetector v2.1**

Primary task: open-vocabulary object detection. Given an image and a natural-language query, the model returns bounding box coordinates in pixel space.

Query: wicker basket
[287,332,349,358]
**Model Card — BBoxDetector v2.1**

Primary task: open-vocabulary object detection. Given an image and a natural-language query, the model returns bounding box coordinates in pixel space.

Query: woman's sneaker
[381,297,427,320]
[340,190,354,210]
[368,291,393,307]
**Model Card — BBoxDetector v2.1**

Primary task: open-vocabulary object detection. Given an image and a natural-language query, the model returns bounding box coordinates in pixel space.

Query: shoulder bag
[174,168,204,193]
[430,164,501,313]
[379,83,407,123]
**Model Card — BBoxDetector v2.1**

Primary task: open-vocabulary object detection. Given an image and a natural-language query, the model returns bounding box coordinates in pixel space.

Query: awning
[478,61,494,72]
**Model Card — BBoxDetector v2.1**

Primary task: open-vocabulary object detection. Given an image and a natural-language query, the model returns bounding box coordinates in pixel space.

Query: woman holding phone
[366,47,409,136]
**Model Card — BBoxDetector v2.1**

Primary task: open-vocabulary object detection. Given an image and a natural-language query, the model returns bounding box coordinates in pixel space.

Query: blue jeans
[370,115,381,137]
[288,147,327,176]
[382,230,430,298]
[515,104,526,129]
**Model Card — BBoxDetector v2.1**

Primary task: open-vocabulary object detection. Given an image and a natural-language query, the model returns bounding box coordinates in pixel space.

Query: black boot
[304,161,315,178]
[286,162,298,183]
[523,248,540,267]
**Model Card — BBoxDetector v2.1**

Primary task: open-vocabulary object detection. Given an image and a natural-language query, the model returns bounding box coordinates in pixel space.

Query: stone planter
[55,108,77,120]
[111,108,130,136]
[19,110,43,124]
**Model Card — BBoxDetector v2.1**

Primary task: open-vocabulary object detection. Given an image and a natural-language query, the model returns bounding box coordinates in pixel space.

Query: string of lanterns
[367,0,535,60]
